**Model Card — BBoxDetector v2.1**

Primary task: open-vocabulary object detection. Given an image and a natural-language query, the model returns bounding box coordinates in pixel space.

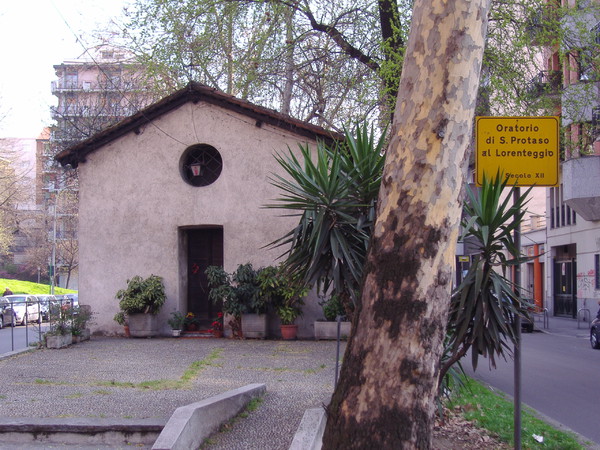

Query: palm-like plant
[267,123,386,313]
[440,173,534,381]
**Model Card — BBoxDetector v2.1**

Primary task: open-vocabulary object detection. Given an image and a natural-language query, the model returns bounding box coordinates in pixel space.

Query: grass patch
[240,397,262,419]
[65,393,84,399]
[211,397,264,437]
[31,349,224,393]
[304,365,326,374]
[241,365,325,375]
[97,380,137,389]
[181,349,223,383]
[449,377,585,449]
[34,379,66,385]
[93,390,111,395]
[0,278,76,295]
[273,345,310,355]
[199,397,265,448]
[97,348,224,391]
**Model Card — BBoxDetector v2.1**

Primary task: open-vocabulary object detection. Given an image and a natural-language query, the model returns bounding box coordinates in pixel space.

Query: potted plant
[206,265,250,339]
[183,312,201,332]
[314,295,352,340]
[233,263,269,338]
[277,304,304,339]
[259,265,308,340]
[71,305,93,343]
[45,302,73,348]
[211,312,224,338]
[115,274,166,337]
[113,311,130,337]
[167,311,185,337]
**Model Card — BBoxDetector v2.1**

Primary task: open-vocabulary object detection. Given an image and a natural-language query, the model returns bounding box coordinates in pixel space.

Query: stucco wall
[77,101,325,337]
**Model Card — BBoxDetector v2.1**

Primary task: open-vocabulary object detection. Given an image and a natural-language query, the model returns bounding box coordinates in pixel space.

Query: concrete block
[289,407,326,450]
[0,417,165,446]
[152,383,266,450]
[242,314,268,338]
[45,333,73,349]
[314,321,351,340]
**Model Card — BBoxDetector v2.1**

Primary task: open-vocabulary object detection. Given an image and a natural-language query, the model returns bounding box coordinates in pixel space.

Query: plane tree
[122,0,563,130]
[320,0,493,446]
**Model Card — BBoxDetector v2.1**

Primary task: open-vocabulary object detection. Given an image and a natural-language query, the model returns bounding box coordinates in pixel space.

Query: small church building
[56,82,339,337]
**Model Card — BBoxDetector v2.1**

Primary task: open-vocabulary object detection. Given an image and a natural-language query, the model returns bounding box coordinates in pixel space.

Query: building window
[550,185,577,229]
[64,72,78,90]
[180,144,223,187]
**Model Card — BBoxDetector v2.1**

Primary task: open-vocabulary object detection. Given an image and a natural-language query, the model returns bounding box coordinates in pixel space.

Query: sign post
[476,116,559,187]
[476,116,559,450]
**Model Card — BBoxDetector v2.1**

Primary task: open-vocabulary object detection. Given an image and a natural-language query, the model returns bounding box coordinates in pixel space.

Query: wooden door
[187,228,223,325]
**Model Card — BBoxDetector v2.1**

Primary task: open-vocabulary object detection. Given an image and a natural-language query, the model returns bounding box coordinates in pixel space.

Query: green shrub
[115,275,166,315]
[319,295,346,321]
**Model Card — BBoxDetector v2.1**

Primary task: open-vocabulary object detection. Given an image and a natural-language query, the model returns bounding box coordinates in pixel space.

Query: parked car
[590,319,600,349]
[521,315,534,333]
[2,295,42,326]
[35,295,57,321]
[0,297,11,328]
[65,294,78,307]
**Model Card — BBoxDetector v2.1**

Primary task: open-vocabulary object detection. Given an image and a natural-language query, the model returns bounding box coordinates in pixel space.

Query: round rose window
[180,144,223,187]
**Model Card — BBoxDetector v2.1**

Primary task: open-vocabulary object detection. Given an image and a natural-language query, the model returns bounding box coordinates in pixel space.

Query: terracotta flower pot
[280,324,298,340]
[213,329,223,338]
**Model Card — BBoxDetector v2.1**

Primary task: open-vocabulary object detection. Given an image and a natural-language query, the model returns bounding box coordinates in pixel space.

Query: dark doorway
[554,259,576,318]
[186,228,223,326]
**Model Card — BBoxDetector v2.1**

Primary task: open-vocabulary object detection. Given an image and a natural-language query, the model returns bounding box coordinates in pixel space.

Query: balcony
[526,70,562,98]
[562,155,600,221]
[51,78,127,94]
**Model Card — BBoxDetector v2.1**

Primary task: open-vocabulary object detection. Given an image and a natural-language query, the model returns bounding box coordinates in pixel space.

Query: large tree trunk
[322,1,492,448]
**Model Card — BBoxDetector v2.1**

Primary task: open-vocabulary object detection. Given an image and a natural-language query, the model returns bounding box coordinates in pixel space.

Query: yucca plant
[266,123,386,314]
[439,172,534,382]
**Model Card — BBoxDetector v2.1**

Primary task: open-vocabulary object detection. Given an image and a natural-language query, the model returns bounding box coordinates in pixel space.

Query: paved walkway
[0,337,342,449]
[532,312,595,340]
[0,315,593,449]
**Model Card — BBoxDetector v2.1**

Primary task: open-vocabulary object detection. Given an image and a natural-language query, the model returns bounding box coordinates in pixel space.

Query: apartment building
[537,0,600,318]
[42,47,150,289]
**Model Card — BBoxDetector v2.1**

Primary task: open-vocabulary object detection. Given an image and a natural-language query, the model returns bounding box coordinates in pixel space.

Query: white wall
[78,101,325,336]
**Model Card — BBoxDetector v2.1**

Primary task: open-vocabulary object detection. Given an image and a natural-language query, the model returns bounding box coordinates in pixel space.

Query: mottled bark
[322,0,492,449]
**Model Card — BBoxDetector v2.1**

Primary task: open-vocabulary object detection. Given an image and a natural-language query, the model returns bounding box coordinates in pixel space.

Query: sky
[0,0,129,138]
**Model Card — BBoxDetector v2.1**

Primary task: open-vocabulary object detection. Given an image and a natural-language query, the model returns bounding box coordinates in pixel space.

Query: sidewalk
[533,312,593,340]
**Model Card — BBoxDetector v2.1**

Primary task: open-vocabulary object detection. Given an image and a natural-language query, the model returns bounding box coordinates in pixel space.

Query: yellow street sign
[476,116,559,187]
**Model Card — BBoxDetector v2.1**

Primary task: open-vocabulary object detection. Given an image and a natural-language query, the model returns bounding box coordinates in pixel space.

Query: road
[465,330,600,445]
[0,324,49,354]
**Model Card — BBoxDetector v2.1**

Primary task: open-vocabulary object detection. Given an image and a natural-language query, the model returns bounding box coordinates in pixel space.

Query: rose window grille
[181,145,223,187]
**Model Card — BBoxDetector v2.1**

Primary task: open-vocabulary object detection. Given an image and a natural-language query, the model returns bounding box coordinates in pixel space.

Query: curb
[289,407,326,450]
[0,417,165,447]
[0,347,36,361]
[152,383,267,450]
[0,384,266,449]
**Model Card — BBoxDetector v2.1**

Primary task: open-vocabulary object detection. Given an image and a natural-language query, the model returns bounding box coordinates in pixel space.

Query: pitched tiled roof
[55,82,342,168]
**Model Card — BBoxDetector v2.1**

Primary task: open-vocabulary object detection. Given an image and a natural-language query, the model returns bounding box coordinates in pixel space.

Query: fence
[0,297,78,354]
